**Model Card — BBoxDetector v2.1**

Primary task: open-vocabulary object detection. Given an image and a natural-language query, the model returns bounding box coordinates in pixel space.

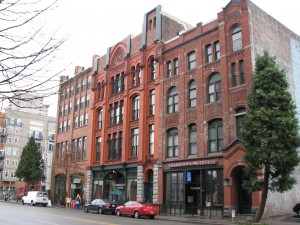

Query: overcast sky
[44,0,300,116]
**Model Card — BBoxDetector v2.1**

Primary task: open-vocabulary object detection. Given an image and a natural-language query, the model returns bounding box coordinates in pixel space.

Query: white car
[21,191,49,206]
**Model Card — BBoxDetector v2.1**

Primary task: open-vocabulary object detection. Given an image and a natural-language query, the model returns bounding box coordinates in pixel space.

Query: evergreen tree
[241,51,300,222]
[15,137,45,185]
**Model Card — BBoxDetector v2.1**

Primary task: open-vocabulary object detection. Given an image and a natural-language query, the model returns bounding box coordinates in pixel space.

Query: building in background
[0,113,6,181]
[0,95,56,198]
[51,0,300,218]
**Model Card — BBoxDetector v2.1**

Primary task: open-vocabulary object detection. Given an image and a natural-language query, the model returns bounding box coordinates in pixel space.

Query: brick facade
[52,0,300,217]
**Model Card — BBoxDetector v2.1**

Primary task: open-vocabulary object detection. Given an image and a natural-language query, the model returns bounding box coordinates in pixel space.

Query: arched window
[208,73,222,103]
[131,66,136,87]
[208,119,223,152]
[167,87,178,113]
[189,124,197,155]
[153,17,156,28]
[188,80,197,108]
[187,51,196,70]
[149,57,156,81]
[97,108,103,130]
[137,64,141,85]
[167,128,178,157]
[232,25,242,51]
[97,83,101,101]
[149,19,152,30]
[132,96,140,120]
[235,107,246,138]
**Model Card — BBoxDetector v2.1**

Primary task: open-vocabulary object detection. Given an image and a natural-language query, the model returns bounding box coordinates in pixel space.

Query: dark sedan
[84,199,117,214]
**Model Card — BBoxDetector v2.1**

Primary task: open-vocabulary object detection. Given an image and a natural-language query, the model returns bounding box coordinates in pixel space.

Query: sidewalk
[1,199,299,225]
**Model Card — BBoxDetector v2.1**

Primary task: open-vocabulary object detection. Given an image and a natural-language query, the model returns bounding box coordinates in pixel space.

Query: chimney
[74,66,84,75]
[59,76,69,84]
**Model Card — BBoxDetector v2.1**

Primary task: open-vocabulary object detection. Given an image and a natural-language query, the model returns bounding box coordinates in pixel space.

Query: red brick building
[52,0,300,217]
[52,67,92,204]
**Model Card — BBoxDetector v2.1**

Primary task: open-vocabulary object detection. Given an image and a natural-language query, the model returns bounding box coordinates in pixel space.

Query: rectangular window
[79,114,84,127]
[149,90,155,115]
[87,76,91,88]
[63,121,67,132]
[81,79,86,90]
[77,137,82,161]
[214,41,220,60]
[173,58,179,75]
[188,52,196,70]
[131,128,139,157]
[149,124,154,155]
[68,102,72,114]
[98,109,103,129]
[84,113,89,126]
[82,136,87,160]
[96,137,101,162]
[67,119,71,131]
[80,96,85,109]
[239,60,245,85]
[166,61,172,78]
[73,116,78,128]
[64,104,68,115]
[75,99,79,111]
[231,63,236,87]
[206,45,212,63]
[189,125,197,155]
[85,94,90,107]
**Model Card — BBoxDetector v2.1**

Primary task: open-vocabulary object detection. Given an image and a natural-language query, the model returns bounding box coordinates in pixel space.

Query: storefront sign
[73,178,81,183]
[169,160,217,168]
[185,170,192,183]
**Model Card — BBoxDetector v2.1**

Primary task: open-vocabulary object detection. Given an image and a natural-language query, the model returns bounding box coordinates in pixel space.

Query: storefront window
[165,172,184,205]
[204,170,223,206]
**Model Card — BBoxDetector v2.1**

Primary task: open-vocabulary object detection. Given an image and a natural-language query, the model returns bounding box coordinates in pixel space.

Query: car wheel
[99,207,103,214]
[150,215,155,219]
[84,207,89,213]
[22,200,25,205]
[297,209,300,217]
[116,210,121,217]
[30,201,34,206]
[134,211,140,219]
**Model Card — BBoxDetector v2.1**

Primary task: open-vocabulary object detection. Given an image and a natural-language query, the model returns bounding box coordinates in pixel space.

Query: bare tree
[0,0,66,110]
[52,143,85,202]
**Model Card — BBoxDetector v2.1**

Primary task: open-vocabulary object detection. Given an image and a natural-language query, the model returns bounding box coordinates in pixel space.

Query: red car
[115,201,158,219]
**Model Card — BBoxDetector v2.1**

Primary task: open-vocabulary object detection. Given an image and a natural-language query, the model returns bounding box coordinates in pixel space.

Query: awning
[109,189,124,195]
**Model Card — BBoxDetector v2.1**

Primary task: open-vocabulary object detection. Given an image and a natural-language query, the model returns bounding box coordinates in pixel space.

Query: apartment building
[0,96,56,197]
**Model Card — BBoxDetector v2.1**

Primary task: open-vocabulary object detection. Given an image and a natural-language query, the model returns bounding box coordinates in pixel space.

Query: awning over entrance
[109,189,124,195]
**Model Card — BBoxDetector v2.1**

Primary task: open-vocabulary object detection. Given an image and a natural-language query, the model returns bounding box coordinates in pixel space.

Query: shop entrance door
[237,168,252,214]
[144,170,153,203]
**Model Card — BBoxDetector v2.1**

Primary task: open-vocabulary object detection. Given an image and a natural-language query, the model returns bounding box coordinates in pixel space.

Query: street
[0,202,186,225]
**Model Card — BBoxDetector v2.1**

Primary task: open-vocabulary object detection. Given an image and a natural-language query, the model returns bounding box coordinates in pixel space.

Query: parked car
[115,201,158,219]
[84,199,117,214]
[21,191,48,206]
[293,203,300,216]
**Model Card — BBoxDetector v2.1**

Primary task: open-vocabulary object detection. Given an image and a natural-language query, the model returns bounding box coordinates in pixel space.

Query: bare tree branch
[0,0,67,109]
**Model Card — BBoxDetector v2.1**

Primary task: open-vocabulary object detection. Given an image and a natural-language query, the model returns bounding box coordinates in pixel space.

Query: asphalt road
[0,202,187,225]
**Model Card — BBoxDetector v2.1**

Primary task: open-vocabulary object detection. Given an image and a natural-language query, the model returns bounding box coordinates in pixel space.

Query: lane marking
[39,212,118,225]
[36,220,60,225]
